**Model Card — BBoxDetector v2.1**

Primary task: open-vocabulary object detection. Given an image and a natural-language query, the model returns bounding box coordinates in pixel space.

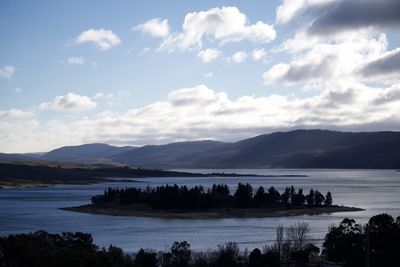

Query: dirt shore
[61,204,364,219]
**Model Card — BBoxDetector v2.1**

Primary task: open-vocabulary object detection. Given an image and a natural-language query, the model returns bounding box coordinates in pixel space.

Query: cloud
[167,85,224,106]
[40,93,97,112]
[197,48,221,63]
[263,55,337,84]
[204,72,214,79]
[275,0,335,24]
[3,83,400,152]
[67,56,86,65]
[276,0,306,24]
[251,48,266,61]
[0,109,34,120]
[0,65,16,79]
[307,0,400,35]
[359,48,400,82]
[231,51,248,63]
[158,6,276,51]
[75,28,121,50]
[134,18,170,38]
[264,32,388,85]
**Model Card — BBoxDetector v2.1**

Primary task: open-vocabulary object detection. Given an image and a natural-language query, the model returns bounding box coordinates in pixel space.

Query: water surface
[1,169,399,252]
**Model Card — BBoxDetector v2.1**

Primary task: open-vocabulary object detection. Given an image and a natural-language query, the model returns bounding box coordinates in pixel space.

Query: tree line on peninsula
[1,213,399,267]
[91,183,333,210]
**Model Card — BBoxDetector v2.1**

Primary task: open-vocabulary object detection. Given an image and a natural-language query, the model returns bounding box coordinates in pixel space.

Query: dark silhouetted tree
[248,248,263,267]
[306,189,314,205]
[292,188,306,206]
[324,191,332,205]
[368,213,400,267]
[314,190,325,206]
[134,249,158,267]
[214,242,240,267]
[233,183,253,208]
[322,218,365,267]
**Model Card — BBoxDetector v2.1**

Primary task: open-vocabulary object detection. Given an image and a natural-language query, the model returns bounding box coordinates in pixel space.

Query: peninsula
[0,162,305,188]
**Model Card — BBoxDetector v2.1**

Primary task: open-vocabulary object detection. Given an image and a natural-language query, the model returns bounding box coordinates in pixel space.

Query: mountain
[0,153,39,162]
[3,130,400,169]
[270,139,400,169]
[187,130,400,168]
[109,140,228,167]
[42,143,136,163]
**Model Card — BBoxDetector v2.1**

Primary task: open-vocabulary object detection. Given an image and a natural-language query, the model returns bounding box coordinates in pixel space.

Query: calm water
[0,169,399,252]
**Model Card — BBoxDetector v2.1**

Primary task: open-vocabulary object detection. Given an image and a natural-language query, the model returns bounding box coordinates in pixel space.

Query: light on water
[1,169,399,252]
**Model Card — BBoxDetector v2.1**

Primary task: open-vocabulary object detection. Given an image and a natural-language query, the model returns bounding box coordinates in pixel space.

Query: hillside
[187,130,400,168]
[42,143,136,162]
[109,140,228,167]
[1,130,400,169]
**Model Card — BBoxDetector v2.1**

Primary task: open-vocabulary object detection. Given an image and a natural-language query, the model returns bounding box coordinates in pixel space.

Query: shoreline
[61,204,364,219]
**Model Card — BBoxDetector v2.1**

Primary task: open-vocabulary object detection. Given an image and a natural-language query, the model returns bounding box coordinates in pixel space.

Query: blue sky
[1,0,400,152]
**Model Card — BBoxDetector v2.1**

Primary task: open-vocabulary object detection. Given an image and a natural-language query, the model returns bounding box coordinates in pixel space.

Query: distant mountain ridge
[41,143,136,163]
[110,140,228,167]
[185,130,400,168]
[1,130,400,169]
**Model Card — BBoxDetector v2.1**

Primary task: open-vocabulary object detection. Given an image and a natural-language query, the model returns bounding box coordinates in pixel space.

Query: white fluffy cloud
[67,56,86,65]
[158,6,276,51]
[75,29,121,50]
[134,18,170,38]
[197,48,221,63]
[264,31,389,85]
[0,109,34,120]
[251,48,266,61]
[231,51,248,63]
[40,93,97,112]
[0,65,16,79]
[276,0,306,24]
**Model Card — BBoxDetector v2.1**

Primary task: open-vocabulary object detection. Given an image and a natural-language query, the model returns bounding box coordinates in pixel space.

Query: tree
[248,248,264,267]
[314,190,325,206]
[287,222,311,251]
[292,189,306,206]
[324,191,333,205]
[233,183,253,208]
[168,241,191,267]
[253,186,268,207]
[281,187,290,204]
[290,243,319,266]
[134,249,158,267]
[268,186,281,204]
[306,189,315,205]
[214,242,240,267]
[368,214,400,267]
[322,218,365,267]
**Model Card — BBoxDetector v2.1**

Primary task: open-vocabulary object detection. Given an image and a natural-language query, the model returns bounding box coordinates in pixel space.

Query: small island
[63,183,363,219]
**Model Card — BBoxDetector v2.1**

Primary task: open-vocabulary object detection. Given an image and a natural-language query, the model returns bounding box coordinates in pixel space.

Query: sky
[1,0,400,153]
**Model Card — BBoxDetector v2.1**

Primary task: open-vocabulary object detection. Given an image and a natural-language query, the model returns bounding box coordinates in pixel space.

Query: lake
[0,169,399,252]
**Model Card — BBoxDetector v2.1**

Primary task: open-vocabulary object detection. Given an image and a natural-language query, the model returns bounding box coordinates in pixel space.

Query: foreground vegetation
[1,213,399,267]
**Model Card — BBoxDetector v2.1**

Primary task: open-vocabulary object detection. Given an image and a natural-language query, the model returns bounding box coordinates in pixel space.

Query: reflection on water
[0,169,399,252]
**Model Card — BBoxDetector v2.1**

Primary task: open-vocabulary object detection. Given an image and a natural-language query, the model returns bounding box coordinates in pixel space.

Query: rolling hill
[109,140,228,167]
[1,130,400,169]
[41,143,136,163]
